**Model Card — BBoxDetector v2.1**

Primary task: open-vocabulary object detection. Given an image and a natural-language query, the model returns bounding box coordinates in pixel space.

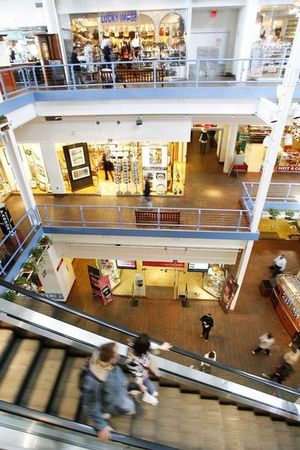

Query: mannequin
[199,129,209,154]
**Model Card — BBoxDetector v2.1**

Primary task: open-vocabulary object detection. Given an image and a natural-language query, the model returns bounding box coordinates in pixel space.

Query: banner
[142,261,185,268]
[218,275,239,313]
[98,275,113,306]
[87,265,101,298]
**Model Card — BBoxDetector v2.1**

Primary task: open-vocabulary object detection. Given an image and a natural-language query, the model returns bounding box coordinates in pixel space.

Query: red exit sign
[210,10,217,17]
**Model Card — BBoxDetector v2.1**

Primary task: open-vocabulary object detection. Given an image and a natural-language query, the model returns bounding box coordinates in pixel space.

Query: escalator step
[25,348,65,412]
[0,329,14,359]
[0,339,40,403]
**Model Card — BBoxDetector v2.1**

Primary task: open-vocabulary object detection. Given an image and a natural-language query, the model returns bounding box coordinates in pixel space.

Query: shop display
[202,265,226,298]
[273,273,300,337]
[114,160,122,194]
[96,259,120,290]
[122,159,130,194]
[20,144,50,192]
[62,143,93,191]
[132,159,140,193]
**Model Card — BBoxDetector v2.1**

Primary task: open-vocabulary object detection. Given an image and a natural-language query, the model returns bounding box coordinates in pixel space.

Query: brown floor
[4,133,300,388]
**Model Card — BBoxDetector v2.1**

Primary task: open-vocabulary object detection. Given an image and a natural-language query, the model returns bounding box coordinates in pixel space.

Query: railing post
[70,65,76,89]
[112,61,116,89]
[237,210,243,231]
[285,183,291,202]
[118,207,122,226]
[157,207,160,229]
[153,60,157,88]
[32,67,38,89]
[0,73,8,99]
[80,206,85,226]
[19,68,28,90]
[44,206,51,226]
[195,59,200,87]
[197,209,201,231]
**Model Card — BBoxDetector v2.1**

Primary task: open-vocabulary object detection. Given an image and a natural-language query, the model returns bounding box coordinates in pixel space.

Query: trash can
[259,280,273,297]
[179,294,189,307]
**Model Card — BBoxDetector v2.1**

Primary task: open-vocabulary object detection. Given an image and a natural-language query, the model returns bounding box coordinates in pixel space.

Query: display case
[202,265,226,298]
[96,259,120,290]
[272,273,300,338]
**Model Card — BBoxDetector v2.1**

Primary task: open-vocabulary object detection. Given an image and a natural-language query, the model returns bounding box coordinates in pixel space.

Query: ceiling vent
[35,2,43,8]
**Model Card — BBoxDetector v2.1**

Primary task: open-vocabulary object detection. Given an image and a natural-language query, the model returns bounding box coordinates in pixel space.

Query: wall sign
[88,265,102,298]
[63,143,93,191]
[275,165,300,172]
[0,203,15,235]
[218,275,239,313]
[142,261,185,268]
[98,275,113,306]
[100,11,138,24]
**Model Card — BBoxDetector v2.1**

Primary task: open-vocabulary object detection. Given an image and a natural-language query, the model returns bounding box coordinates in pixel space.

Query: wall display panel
[62,142,93,191]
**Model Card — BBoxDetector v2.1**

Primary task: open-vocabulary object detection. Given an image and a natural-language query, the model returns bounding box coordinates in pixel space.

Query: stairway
[0,326,299,450]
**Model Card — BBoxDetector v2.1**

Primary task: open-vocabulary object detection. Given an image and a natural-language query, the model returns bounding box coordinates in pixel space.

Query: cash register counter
[271,273,300,338]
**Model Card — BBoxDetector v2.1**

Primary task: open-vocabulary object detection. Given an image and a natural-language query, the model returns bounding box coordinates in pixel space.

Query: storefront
[0,27,44,64]
[85,258,233,301]
[66,8,186,65]
[250,5,299,79]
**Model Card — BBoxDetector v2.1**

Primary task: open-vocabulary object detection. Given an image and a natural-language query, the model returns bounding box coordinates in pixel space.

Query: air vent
[35,2,43,8]
[45,116,62,121]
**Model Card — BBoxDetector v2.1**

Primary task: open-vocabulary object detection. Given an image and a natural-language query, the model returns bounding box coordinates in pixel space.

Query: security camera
[96,120,100,125]
[136,119,143,126]
[117,120,121,125]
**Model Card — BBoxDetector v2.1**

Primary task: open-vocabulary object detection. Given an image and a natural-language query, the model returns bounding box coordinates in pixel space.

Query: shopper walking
[269,254,287,277]
[200,313,214,342]
[81,342,136,441]
[102,154,114,181]
[200,350,217,373]
[70,48,82,85]
[252,332,275,356]
[199,129,209,154]
[262,346,300,384]
[143,177,152,207]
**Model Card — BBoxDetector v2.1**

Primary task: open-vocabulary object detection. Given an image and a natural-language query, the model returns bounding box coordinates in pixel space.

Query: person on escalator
[126,333,172,405]
[81,342,136,441]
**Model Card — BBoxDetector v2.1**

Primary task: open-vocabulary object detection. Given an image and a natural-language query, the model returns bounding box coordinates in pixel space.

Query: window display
[273,273,300,337]
[202,265,226,298]
[20,144,50,193]
[96,259,121,290]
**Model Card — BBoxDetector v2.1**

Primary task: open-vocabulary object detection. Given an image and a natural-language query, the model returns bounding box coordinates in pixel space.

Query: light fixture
[270,111,278,124]
[262,135,271,147]
[136,118,143,126]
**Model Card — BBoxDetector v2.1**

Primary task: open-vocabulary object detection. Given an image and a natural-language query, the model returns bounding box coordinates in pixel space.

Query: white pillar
[233,0,259,81]
[230,240,254,310]
[251,18,300,232]
[1,130,37,214]
[223,124,238,173]
[0,41,10,67]
[40,142,66,194]
[219,125,229,162]
[42,0,68,67]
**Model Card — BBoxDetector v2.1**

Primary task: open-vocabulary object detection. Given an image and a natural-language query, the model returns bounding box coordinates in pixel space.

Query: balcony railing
[0,209,40,276]
[38,204,252,233]
[0,57,291,101]
[243,182,300,209]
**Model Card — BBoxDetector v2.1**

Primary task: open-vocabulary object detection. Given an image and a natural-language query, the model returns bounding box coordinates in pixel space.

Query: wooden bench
[101,68,164,86]
[135,209,180,226]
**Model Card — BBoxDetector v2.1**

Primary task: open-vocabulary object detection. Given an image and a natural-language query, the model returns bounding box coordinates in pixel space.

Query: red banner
[98,275,113,306]
[142,261,185,268]
[275,165,300,172]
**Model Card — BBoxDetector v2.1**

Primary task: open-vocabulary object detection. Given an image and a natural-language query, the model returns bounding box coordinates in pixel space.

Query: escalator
[0,281,300,449]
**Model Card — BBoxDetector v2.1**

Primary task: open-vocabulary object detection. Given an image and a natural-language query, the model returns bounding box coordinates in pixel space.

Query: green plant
[285,210,295,219]
[3,290,16,301]
[0,114,7,122]
[39,235,53,246]
[31,246,44,260]
[22,260,38,273]
[14,276,30,287]
[268,208,280,220]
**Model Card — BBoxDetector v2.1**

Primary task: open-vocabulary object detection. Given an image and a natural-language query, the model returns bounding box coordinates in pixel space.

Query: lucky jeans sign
[100,11,138,24]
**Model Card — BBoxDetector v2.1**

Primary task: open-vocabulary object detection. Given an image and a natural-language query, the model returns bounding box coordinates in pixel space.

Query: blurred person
[269,254,287,278]
[200,350,217,373]
[81,342,136,441]
[70,48,82,84]
[200,313,214,342]
[252,332,275,356]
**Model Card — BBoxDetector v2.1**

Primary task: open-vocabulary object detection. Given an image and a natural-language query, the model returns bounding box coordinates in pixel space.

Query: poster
[219,275,239,313]
[87,265,101,297]
[98,275,113,306]
[62,143,93,191]
[71,166,90,180]
[69,146,85,167]
[0,203,15,235]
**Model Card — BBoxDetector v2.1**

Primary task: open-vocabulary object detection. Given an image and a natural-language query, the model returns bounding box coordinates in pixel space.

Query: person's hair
[267,333,273,339]
[98,342,116,362]
[133,333,151,357]
[208,351,215,358]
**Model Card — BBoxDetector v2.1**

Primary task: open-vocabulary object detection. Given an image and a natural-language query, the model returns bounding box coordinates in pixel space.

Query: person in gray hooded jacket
[81,342,136,441]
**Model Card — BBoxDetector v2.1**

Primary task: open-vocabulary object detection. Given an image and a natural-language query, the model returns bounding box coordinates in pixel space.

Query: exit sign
[210,10,217,17]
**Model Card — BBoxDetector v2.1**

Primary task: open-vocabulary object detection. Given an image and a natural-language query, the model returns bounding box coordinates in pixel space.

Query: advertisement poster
[0,204,15,235]
[98,275,113,306]
[69,146,85,167]
[219,275,239,313]
[87,265,101,298]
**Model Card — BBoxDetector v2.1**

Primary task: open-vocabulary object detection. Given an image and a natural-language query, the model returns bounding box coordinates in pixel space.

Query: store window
[19,144,50,193]
[159,13,185,58]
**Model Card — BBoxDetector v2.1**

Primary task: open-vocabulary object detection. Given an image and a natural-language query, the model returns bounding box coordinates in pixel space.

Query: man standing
[200,313,214,342]
[269,254,287,277]
[81,342,136,441]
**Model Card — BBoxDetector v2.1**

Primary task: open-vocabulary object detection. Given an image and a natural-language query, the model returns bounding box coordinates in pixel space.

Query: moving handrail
[1,279,299,398]
[0,401,178,450]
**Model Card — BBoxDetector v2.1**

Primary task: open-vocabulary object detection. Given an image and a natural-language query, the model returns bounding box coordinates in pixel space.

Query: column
[1,129,37,215]
[230,241,254,310]
[233,0,259,81]
[40,142,66,194]
[42,0,68,70]
[223,124,238,173]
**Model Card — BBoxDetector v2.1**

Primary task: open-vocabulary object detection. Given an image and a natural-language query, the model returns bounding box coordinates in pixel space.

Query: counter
[272,273,300,338]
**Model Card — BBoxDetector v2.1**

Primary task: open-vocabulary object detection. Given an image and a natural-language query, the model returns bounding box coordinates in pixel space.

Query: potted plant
[31,246,44,260]
[14,276,31,287]
[3,290,16,301]
[0,114,7,124]
[22,260,38,274]
[285,210,295,220]
[39,235,53,247]
[268,208,280,220]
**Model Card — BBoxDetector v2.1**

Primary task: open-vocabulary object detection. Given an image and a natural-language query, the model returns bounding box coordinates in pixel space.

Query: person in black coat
[143,177,151,198]
[71,48,82,84]
[200,313,214,342]
[102,154,114,181]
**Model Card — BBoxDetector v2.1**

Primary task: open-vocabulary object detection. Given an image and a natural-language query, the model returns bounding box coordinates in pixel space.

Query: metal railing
[0,57,291,101]
[0,209,40,276]
[243,182,300,208]
[38,204,252,232]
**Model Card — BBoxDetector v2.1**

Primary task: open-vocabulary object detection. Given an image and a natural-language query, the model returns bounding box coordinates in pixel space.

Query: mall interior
[0,1,300,449]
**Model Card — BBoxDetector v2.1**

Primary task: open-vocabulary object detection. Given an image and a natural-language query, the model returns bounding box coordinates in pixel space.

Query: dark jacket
[200,314,214,329]
[144,179,151,197]
[71,52,81,71]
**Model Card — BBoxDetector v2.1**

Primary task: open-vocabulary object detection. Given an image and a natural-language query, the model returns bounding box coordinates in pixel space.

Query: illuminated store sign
[100,11,138,24]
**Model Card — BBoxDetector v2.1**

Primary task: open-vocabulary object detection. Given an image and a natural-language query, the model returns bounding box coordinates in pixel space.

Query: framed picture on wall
[71,166,90,180]
[69,146,85,167]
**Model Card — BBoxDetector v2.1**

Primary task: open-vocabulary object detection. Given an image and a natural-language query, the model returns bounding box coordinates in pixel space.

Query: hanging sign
[87,265,102,298]
[98,275,113,306]
[100,11,138,24]
[218,275,239,313]
[0,203,15,235]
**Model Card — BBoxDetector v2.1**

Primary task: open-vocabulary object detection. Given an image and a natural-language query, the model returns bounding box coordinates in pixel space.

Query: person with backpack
[200,313,214,342]
[81,342,136,441]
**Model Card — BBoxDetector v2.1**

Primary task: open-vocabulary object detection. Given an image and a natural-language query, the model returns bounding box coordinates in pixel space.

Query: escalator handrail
[1,279,299,397]
[0,400,178,450]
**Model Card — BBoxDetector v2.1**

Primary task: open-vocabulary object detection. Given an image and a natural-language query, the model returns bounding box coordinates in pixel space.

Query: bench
[101,68,164,86]
[135,209,180,226]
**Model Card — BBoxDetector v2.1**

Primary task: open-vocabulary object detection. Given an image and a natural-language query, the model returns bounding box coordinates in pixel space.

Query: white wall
[40,142,66,194]
[0,0,46,29]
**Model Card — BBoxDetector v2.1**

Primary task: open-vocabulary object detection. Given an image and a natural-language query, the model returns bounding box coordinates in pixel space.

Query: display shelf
[273,273,300,338]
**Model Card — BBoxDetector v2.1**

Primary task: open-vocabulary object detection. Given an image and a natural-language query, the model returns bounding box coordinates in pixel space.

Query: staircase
[0,325,300,450]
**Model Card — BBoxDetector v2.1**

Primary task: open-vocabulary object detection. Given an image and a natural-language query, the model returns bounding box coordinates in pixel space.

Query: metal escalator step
[273,422,300,450]
[0,329,14,361]
[237,410,261,449]
[109,414,133,436]
[25,348,66,411]
[56,356,86,420]
[0,339,40,403]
